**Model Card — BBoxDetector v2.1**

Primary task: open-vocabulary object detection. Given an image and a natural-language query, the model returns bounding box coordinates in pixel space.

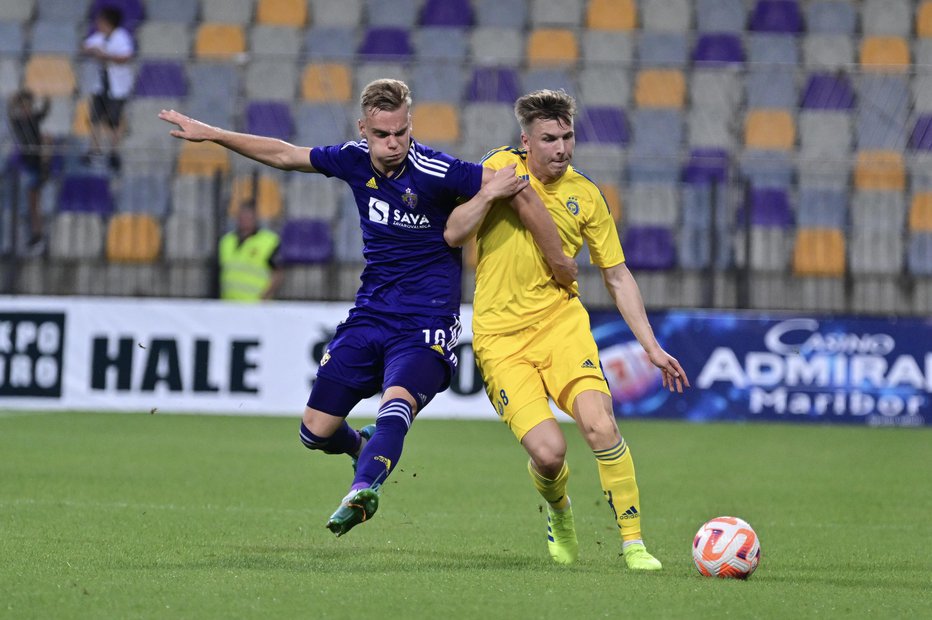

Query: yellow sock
[594,437,642,543]
[527,459,570,511]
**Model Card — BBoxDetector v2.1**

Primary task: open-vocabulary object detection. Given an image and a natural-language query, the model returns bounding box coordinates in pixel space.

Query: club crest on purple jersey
[402,188,418,209]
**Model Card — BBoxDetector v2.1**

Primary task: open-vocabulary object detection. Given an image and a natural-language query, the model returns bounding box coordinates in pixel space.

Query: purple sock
[352,398,412,490]
[299,421,361,456]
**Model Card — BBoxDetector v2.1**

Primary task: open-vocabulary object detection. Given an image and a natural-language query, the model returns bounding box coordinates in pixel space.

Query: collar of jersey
[367,138,414,180]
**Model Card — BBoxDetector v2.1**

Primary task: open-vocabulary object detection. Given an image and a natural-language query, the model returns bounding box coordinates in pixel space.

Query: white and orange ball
[692,516,761,579]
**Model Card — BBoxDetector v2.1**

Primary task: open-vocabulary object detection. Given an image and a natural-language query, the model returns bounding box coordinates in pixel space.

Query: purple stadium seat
[91,0,145,31]
[692,34,745,66]
[575,107,630,146]
[749,0,803,33]
[466,67,520,103]
[800,73,855,110]
[739,188,794,227]
[244,102,294,141]
[420,0,474,27]
[279,218,334,264]
[623,226,677,271]
[682,148,729,184]
[59,174,114,215]
[358,27,413,59]
[910,115,932,151]
[134,61,187,98]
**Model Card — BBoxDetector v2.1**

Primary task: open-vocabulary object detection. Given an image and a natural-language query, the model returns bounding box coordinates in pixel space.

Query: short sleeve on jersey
[480,147,520,172]
[310,143,361,180]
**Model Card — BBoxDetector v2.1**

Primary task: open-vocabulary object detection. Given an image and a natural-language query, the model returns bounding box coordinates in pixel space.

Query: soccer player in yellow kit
[444,89,690,569]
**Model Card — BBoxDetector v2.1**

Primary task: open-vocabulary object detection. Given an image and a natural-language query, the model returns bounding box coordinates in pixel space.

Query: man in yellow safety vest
[218,203,283,301]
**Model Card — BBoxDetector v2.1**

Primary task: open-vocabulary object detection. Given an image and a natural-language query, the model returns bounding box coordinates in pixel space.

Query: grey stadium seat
[285,173,341,220]
[411,62,468,103]
[802,35,854,70]
[36,0,87,21]
[0,0,34,22]
[625,184,679,226]
[529,0,583,27]
[310,0,363,27]
[642,0,691,32]
[250,25,302,58]
[461,103,520,151]
[146,0,199,23]
[164,214,213,260]
[861,0,911,36]
[806,1,857,35]
[696,0,746,33]
[746,69,797,109]
[245,60,298,101]
[118,174,171,218]
[578,67,630,106]
[137,22,192,59]
[637,32,689,67]
[747,34,798,65]
[201,0,254,24]
[849,230,904,275]
[294,103,354,147]
[581,31,634,67]
[688,109,735,149]
[365,0,417,27]
[798,111,852,158]
[470,27,524,66]
[0,21,24,55]
[414,27,469,63]
[690,70,742,111]
[30,20,79,55]
[49,213,104,260]
[475,0,529,29]
[851,192,907,232]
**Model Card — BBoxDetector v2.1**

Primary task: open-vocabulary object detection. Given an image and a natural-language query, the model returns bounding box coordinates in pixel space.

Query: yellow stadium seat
[301,63,352,102]
[177,141,231,176]
[228,175,283,221]
[793,228,846,277]
[587,0,637,30]
[860,36,909,71]
[195,23,246,58]
[72,99,91,137]
[634,69,685,108]
[256,0,307,26]
[910,192,932,231]
[600,183,622,222]
[854,150,905,191]
[526,29,579,67]
[919,1,932,37]
[24,55,76,97]
[744,109,796,150]
[412,103,460,143]
[107,214,162,263]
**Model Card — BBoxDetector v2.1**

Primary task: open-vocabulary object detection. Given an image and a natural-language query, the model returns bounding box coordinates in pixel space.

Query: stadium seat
[910,115,932,150]
[634,69,685,108]
[910,193,932,231]
[529,0,584,27]
[411,103,460,144]
[682,148,728,185]
[256,0,306,26]
[642,0,690,32]
[146,0,198,23]
[582,31,634,64]
[0,21,24,55]
[279,218,334,264]
[310,0,362,26]
[692,33,745,65]
[305,26,358,59]
[849,229,904,275]
[49,212,104,260]
[71,99,91,137]
[24,55,75,97]
[59,174,114,215]
[164,214,213,260]
[106,214,162,264]
[625,184,678,226]
[803,35,855,70]
[229,174,283,221]
[195,24,247,58]
[797,187,848,229]
[285,173,341,219]
[745,109,795,150]
[137,22,191,58]
[854,150,905,191]
[460,103,519,154]
[40,97,73,137]
[860,36,910,71]
[89,0,144,31]
[251,25,303,57]
[746,68,797,108]
[696,0,745,32]
[623,226,677,270]
[414,27,469,62]
[630,109,681,157]
[852,191,907,232]
[466,67,520,103]
[793,228,845,276]
[862,0,911,36]
[687,109,733,148]
[134,61,188,98]
[637,32,689,67]
[118,174,171,217]
[0,0,34,22]
[30,21,79,55]
[420,0,473,27]
[691,70,741,110]
[201,0,254,24]
[858,108,908,150]
[176,141,231,176]
[358,27,414,59]
[354,62,408,97]
[474,0,528,28]
[575,107,629,146]
[579,67,630,106]
[740,150,794,189]
[806,1,856,34]
[301,63,352,102]
[244,101,294,141]
[526,29,579,67]
[749,0,803,33]
[368,0,418,26]
[919,1,932,37]
[741,188,794,228]
[294,103,352,147]
[470,26,524,66]
[912,75,932,112]
[747,34,798,64]
[411,62,468,103]
[522,68,576,96]
[908,233,932,275]
[245,60,298,100]
[800,73,855,109]
[586,0,636,30]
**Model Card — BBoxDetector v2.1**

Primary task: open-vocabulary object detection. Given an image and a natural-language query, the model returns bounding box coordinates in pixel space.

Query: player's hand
[158,109,217,142]
[647,347,690,393]
[481,164,529,201]
[550,254,578,288]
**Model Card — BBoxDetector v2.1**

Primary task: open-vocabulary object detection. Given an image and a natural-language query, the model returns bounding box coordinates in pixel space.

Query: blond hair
[514,89,576,131]
[359,79,412,115]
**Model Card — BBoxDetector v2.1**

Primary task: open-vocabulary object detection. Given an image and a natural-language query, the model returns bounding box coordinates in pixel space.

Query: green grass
[1,411,930,619]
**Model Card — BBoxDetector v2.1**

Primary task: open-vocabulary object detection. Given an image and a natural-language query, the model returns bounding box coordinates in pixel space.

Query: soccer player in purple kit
[159,79,577,536]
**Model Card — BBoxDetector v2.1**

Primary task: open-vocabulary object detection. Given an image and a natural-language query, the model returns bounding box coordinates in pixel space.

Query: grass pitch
[1,411,930,619]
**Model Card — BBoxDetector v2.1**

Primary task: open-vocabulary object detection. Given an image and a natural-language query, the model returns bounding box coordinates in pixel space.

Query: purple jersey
[310,139,483,316]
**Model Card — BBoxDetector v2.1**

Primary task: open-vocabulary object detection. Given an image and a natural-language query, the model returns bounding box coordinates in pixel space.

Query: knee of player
[528,443,567,475]
[577,416,620,448]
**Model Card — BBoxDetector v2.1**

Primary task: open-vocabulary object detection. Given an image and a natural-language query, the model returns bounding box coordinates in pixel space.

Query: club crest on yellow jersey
[566,196,580,216]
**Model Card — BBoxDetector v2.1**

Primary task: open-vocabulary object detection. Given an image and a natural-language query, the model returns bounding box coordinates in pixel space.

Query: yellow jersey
[473,147,625,334]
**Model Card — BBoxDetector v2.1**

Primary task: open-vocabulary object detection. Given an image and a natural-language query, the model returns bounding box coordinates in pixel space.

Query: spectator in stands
[6,89,50,253]
[218,202,284,302]
[82,6,134,174]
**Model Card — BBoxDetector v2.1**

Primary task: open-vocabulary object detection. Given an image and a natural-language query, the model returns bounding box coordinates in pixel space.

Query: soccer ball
[692,516,761,579]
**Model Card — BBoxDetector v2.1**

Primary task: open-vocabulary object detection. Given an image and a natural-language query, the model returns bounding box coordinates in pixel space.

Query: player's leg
[300,376,370,458]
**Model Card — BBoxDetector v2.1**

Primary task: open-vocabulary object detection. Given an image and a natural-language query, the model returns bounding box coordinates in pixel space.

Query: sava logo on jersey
[367,197,431,229]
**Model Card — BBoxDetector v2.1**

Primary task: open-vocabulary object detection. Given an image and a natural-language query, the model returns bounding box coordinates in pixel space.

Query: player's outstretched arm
[158,109,315,172]
[444,164,527,247]
[601,262,690,393]
[508,183,577,288]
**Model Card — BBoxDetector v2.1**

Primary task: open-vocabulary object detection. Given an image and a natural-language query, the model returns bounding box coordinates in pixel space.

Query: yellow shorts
[473,298,610,441]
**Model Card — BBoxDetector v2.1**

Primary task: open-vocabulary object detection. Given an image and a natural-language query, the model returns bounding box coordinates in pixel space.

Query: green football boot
[351,424,376,472]
[546,503,579,565]
[325,488,379,537]
[623,543,662,571]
